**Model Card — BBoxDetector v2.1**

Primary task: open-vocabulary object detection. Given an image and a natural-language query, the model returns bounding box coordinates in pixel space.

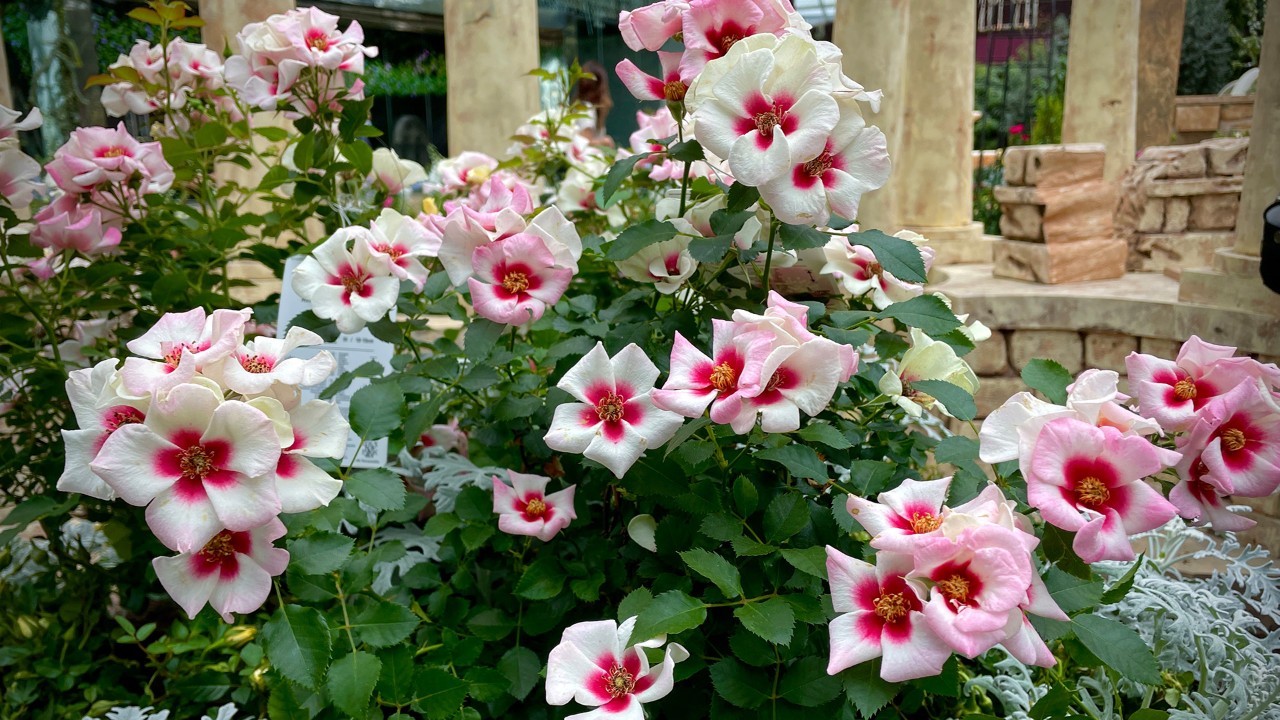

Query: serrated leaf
[665,417,711,458]
[910,379,978,421]
[781,547,829,580]
[1029,682,1074,719]
[377,646,415,704]
[797,423,853,449]
[726,183,760,212]
[877,295,962,336]
[463,317,505,361]
[1101,556,1144,604]
[701,513,743,542]
[630,590,707,643]
[779,657,842,707]
[763,493,810,544]
[734,597,794,645]
[618,587,654,622]
[601,152,650,206]
[710,659,770,709]
[1070,614,1160,684]
[571,573,606,602]
[287,532,353,575]
[515,556,564,600]
[778,223,829,250]
[680,548,743,598]
[756,444,828,480]
[731,535,777,556]
[467,608,516,641]
[847,229,927,283]
[326,650,381,716]
[346,467,406,511]
[349,382,405,441]
[351,601,418,647]
[261,605,331,689]
[733,476,759,516]
[668,139,705,162]
[497,646,540,700]
[412,668,469,720]
[605,220,679,261]
[841,661,898,719]
[1022,358,1073,405]
[1043,567,1103,614]
[689,235,735,262]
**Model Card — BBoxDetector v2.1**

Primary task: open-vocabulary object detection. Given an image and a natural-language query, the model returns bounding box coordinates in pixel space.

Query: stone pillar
[1135,0,1186,152]
[444,0,541,158]
[1177,0,1280,316]
[1062,0,1141,182]
[200,0,295,54]
[0,23,11,108]
[834,0,987,265]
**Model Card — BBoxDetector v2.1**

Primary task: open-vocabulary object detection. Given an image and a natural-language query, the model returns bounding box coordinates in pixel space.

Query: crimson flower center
[1173,377,1197,401]
[1222,428,1247,452]
[502,271,530,294]
[764,370,785,393]
[305,29,332,51]
[754,109,781,138]
[719,33,741,53]
[199,530,236,562]
[604,664,636,698]
[873,591,909,624]
[178,445,215,480]
[341,270,368,295]
[241,355,274,373]
[909,511,941,533]
[596,392,625,422]
[663,81,687,102]
[100,146,128,158]
[1075,476,1110,507]
[163,343,196,368]
[937,574,971,604]
[803,152,834,178]
[525,498,547,517]
[106,407,145,431]
[710,362,736,393]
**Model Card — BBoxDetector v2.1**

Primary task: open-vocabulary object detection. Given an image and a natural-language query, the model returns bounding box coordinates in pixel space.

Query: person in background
[573,60,614,148]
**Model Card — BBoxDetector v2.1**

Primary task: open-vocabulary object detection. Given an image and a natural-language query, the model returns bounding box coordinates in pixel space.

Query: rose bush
[2,2,1279,719]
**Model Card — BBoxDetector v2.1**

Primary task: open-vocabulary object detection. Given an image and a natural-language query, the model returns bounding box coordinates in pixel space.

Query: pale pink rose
[545,616,689,718]
[1027,417,1178,563]
[628,106,681,158]
[545,342,684,478]
[0,103,42,141]
[0,145,44,210]
[820,234,935,309]
[44,123,174,198]
[681,0,797,75]
[119,307,250,397]
[264,6,375,73]
[90,383,283,552]
[1168,465,1255,532]
[31,196,123,255]
[436,151,498,193]
[619,1,688,51]
[367,208,437,292]
[616,51,692,103]
[419,419,468,456]
[615,236,698,295]
[825,548,951,682]
[458,175,534,236]
[847,477,951,552]
[1173,378,1280,498]
[153,518,289,623]
[468,233,573,326]
[492,470,577,542]
[370,147,427,194]
[651,321,776,426]
[291,227,400,334]
[1125,335,1280,432]
[273,400,348,513]
[58,358,148,500]
[203,326,335,397]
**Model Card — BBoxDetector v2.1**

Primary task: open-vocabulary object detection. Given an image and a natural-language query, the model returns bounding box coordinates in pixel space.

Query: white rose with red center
[492,470,577,542]
[203,326,335,399]
[367,208,437,293]
[468,233,573,326]
[59,359,149,501]
[545,342,684,478]
[153,518,289,623]
[292,226,400,334]
[119,307,250,397]
[545,616,689,719]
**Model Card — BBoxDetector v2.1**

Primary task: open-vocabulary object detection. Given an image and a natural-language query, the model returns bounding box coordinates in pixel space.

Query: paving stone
[1035,144,1108,187]
[1129,231,1236,273]
[1138,337,1182,359]
[973,376,1031,419]
[993,185,1043,204]
[1009,329,1084,374]
[1137,198,1165,233]
[1146,176,1244,197]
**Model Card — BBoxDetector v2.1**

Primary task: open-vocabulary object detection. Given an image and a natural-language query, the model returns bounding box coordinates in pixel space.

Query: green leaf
[734,597,794,645]
[797,423,853,450]
[731,535,777,557]
[343,141,374,176]
[600,152,651,206]
[711,659,770,709]
[1029,682,1074,720]
[1022,358,1073,405]
[664,416,711,458]
[877,295,962,336]
[701,513,744,542]
[412,668,469,720]
[781,547,829,580]
[841,661,898,719]
[423,512,461,537]
[326,650,382,717]
[604,220,679,261]
[464,667,510,703]
[618,587,654,622]
[467,608,516,641]
[680,548,744,598]
[463,318,505,362]
[1043,567,1103,614]
[349,382,406,441]
[254,126,290,142]
[668,139,705,162]
[345,468,406,511]
[756,444,828,480]
[763,493,810,544]
[1070,614,1161,684]
[1101,556,1144,604]
[727,183,761,212]
[778,223,829,250]
[733,476,759,516]
[376,646,415,704]
[630,590,707,643]
[1128,711,1170,720]
[689,235,735,262]
[910,379,978,421]
[351,601,419,647]
[0,496,75,545]
[847,229,927,283]
[261,605,331,689]
[515,556,564,600]
[497,646,540,700]
[286,532,353,576]
[779,657,843,707]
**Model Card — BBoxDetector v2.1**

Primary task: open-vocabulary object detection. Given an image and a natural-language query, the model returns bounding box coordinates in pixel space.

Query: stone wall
[1174,94,1254,143]
[1114,138,1248,275]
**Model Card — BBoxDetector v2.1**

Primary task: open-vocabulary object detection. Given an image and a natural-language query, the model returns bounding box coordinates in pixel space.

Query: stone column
[200,0,296,54]
[0,23,12,108]
[1135,0,1186,152]
[833,0,987,265]
[1062,0,1141,182]
[444,0,541,158]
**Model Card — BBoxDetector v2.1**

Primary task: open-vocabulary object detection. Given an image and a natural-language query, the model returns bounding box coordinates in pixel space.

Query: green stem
[334,575,358,652]
[762,220,778,297]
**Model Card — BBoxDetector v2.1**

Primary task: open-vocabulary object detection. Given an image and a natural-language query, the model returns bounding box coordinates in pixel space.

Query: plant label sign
[278,255,394,468]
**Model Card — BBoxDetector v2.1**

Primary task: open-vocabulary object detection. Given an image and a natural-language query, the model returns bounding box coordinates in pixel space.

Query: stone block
[1002,146,1031,185]
[1175,102,1221,133]
[1238,494,1280,518]
[1202,137,1248,176]
[999,203,1044,241]
[1040,180,1119,244]
[1139,337,1182,359]
[1220,99,1254,121]
[993,185,1043,204]
[1084,333,1137,372]
[1212,248,1261,276]
[1238,513,1280,558]
[1138,145,1207,179]
[1009,330,1084,374]
[1178,267,1280,316]
[1137,198,1165,233]
[1163,197,1191,232]
[993,237,1129,285]
[1146,176,1245,197]
[974,376,1031,419]
[1129,231,1236,274]
[967,331,1010,376]
[1035,144,1108,187]
[1188,193,1240,231]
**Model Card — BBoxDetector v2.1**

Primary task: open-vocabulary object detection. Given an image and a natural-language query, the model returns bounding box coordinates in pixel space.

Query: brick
[1137,199,1165,233]
[998,203,1044,241]
[1188,193,1240,231]
[1163,197,1191,232]
[1040,180,1119,244]
[1138,337,1182,359]
[967,331,1010,375]
[1220,99,1254,121]
[1035,144,1108,187]
[1146,176,1244,197]
[1129,231,1236,274]
[993,237,1128,285]
[1175,102,1221,133]
[1203,137,1248,176]
[1009,330,1083,374]
[1138,145,1207,179]
[973,376,1031,419]
[1084,333,1137,372]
